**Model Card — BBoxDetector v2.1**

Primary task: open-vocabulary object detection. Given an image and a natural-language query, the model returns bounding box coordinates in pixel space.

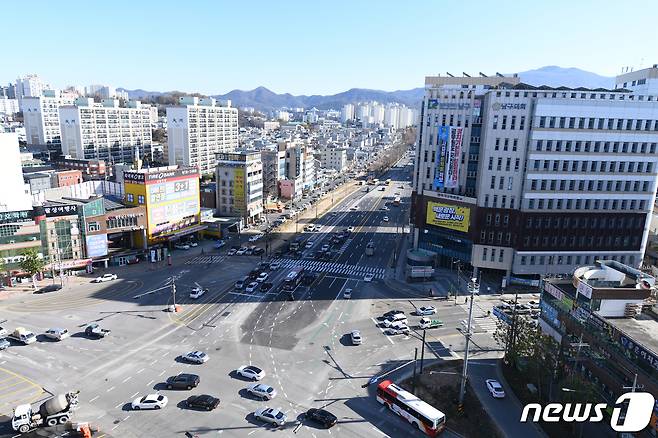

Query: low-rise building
[53,157,107,180]
[317,147,348,171]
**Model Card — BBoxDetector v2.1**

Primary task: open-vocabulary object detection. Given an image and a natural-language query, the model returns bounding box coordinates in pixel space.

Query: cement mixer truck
[12,391,79,433]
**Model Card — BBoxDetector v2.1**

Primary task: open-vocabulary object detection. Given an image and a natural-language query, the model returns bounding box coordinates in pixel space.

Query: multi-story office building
[285,143,315,191]
[0,96,19,115]
[317,147,348,171]
[15,74,50,109]
[412,74,658,280]
[615,64,658,95]
[215,151,263,224]
[167,96,239,174]
[0,133,33,212]
[261,144,286,199]
[23,91,75,147]
[59,98,153,164]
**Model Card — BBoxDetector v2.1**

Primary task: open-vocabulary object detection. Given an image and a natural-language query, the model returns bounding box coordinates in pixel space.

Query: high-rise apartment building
[341,104,355,122]
[23,91,75,148]
[167,96,239,174]
[15,74,50,109]
[412,74,658,280]
[59,98,153,164]
[215,151,263,224]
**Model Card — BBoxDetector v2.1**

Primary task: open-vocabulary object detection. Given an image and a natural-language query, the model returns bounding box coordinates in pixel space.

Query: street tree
[19,248,45,290]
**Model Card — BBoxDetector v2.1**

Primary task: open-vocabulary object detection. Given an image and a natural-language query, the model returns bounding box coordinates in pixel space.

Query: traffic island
[399,361,502,438]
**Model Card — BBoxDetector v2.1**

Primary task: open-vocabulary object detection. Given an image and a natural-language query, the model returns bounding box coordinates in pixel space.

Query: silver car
[247,383,277,400]
[254,407,286,426]
[44,328,70,341]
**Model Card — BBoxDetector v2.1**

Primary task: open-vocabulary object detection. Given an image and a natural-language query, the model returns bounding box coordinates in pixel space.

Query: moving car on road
[343,288,352,299]
[245,282,260,293]
[260,282,273,292]
[269,261,281,270]
[305,408,337,428]
[247,383,277,400]
[346,226,355,232]
[364,273,374,282]
[132,394,168,410]
[174,243,190,250]
[185,394,220,411]
[0,338,9,350]
[227,248,237,256]
[190,286,208,299]
[44,328,70,341]
[415,306,436,316]
[166,373,200,390]
[93,273,117,283]
[182,351,209,364]
[419,318,443,330]
[236,247,248,255]
[237,365,265,381]
[350,330,362,345]
[254,407,286,426]
[486,379,506,398]
[383,216,389,222]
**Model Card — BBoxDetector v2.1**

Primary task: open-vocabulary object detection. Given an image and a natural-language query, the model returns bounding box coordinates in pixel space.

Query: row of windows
[492,115,526,130]
[537,116,658,131]
[524,215,644,229]
[125,194,145,204]
[489,175,514,190]
[526,198,647,211]
[482,247,505,263]
[494,137,519,151]
[535,140,657,154]
[519,254,637,267]
[106,216,140,229]
[481,231,512,246]
[529,179,652,193]
[495,90,652,101]
[531,159,654,173]
[488,157,521,172]
[483,194,515,209]
[521,234,639,249]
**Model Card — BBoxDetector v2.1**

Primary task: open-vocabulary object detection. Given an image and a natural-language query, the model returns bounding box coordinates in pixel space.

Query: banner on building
[425,201,470,233]
[444,127,463,188]
[576,280,593,299]
[433,127,450,189]
[85,234,108,258]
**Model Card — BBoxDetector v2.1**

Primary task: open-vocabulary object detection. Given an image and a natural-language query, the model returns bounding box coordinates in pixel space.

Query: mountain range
[118,66,616,111]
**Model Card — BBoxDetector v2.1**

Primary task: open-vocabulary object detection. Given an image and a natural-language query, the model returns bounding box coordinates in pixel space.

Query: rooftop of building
[605,310,658,355]
[496,82,632,93]
[574,260,655,290]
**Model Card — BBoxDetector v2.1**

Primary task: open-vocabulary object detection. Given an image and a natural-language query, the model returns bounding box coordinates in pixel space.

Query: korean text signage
[427,100,471,110]
[432,126,462,189]
[492,103,527,110]
[0,210,32,224]
[576,281,593,299]
[426,201,470,233]
[124,167,198,185]
[44,204,78,217]
[620,335,658,373]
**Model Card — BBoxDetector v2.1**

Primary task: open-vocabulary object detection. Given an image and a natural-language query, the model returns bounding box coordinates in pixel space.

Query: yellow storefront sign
[426,202,470,233]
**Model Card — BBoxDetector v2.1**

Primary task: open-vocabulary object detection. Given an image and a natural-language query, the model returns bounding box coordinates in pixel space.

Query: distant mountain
[117,66,617,111]
[516,66,615,89]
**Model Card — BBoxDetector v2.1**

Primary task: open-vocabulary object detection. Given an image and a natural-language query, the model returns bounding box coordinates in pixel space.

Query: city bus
[283,266,305,296]
[393,196,401,206]
[376,380,446,436]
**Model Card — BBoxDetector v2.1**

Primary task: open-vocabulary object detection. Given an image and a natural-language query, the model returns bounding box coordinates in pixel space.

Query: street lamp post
[458,276,479,411]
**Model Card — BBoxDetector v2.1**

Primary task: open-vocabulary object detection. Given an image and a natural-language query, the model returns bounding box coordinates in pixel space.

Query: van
[234,277,249,290]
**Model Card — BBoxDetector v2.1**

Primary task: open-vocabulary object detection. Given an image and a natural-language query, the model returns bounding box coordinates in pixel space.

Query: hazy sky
[3,0,657,95]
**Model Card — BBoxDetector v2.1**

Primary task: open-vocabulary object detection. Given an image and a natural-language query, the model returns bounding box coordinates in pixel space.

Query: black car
[253,247,264,255]
[302,272,317,286]
[249,270,261,280]
[166,373,200,390]
[260,282,273,292]
[381,310,405,320]
[185,394,220,411]
[305,408,337,428]
[35,284,62,294]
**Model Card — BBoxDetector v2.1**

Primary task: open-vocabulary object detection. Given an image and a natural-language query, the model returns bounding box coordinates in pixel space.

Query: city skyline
[3,0,657,95]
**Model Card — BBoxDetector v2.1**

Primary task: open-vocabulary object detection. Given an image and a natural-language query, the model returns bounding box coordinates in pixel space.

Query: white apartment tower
[167,96,239,174]
[23,91,75,147]
[59,98,153,164]
[15,74,50,109]
[341,104,355,122]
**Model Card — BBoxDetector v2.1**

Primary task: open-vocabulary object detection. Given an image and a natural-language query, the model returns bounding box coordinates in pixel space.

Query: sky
[3,0,658,95]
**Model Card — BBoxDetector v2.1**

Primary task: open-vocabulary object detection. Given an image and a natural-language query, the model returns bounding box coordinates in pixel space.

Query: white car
[190,287,207,299]
[93,273,117,283]
[383,216,389,222]
[416,306,437,316]
[269,261,281,270]
[350,330,362,345]
[385,321,410,335]
[245,282,260,293]
[247,383,277,400]
[174,243,190,250]
[187,241,199,247]
[346,226,355,233]
[182,351,209,364]
[237,365,265,381]
[382,314,408,328]
[343,288,352,299]
[256,272,269,283]
[44,328,70,341]
[350,206,357,211]
[254,407,286,426]
[486,379,506,398]
[236,247,248,255]
[132,393,168,410]
[249,234,263,242]
[227,248,237,256]
[364,273,374,282]
[314,225,322,232]
[0,327,7,338]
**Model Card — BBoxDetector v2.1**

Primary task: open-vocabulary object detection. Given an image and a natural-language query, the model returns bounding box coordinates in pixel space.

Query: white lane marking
[122,376,132,383]
[106,386,115,392]
[131,391,139,398]
[89,395,99,403]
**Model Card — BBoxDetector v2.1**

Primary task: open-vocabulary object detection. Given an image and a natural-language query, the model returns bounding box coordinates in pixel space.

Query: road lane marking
[106,386,115,392]
[89,395,100,403]
[131,391,139,398]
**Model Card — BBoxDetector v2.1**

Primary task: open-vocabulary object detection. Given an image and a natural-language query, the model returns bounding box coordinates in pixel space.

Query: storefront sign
[620,335,658,372]
[576,281,593,299]
[44,204,78,217]
[0,210,32,224]
[492,103,527,111]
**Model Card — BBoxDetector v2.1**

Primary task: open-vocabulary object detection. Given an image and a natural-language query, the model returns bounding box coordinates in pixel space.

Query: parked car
[166,373,200,390]
[182,351,209,364]
[214,241,226,249]
[132,394,168,410]
[174,243,190,250]
[385,321,410,335]
[227,248,237,256]
[305,408,337,428]
[187,241,199,247]
[415,306,437,316]
[343,288,352,299]
[253,247,264,255]
[237,365,265,381]
[245,282,260,293]
[185,394,220,411]
[486,379,506,398]
[382,313,407,328]
[256,273,269,283]
[236,247,248,255]
[381,310,405,320]
[364,273,374,282]
[93,273,117,283]
[0,327,6,338]
[34,284,62,294]
[247,383,277,400]
[260,282,273,292]
[44,328,70,341]
[0,338,9,350]
[254,407,286,426]
[350,330,362,345]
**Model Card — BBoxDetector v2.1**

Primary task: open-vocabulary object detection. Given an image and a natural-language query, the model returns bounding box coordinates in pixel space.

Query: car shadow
[338,334,354,347]
[121,403,133,412]
[153,382,168,391]
[229,370,254,382]
[174,356,195,364]
[35,334,57,342]
[238,388,259,400]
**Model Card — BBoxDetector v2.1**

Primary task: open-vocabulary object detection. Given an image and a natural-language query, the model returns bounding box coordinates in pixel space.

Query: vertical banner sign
[445,127,463,188]
[433,126,450,189]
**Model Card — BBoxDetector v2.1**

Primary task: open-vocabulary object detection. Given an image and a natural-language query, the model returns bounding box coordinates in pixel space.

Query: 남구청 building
[411,74,658,280]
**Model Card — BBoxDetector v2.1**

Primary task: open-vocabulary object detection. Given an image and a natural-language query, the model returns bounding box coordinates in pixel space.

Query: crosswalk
[185,255,226,265]
[456,302,499,333]
[270,258,386,279]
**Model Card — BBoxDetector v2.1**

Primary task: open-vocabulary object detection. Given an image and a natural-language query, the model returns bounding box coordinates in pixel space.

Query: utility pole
[458,276,478,410]
[420,329,426,374]
[412,347,418,393]
[171,277,177,309]
[505,290,520,363]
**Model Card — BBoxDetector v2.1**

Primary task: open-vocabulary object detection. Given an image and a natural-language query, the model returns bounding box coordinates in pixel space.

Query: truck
[85,324,110,338]
[419,317,444,330]
[12,391,79,433]
[8,327,36,345]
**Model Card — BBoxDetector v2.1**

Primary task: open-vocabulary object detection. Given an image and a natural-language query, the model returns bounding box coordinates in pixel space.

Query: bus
[376,380,446,436]
[393,196,401,206]
[283,266,305,295]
